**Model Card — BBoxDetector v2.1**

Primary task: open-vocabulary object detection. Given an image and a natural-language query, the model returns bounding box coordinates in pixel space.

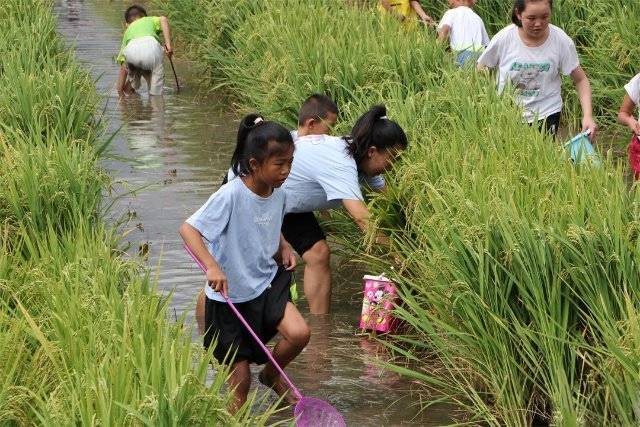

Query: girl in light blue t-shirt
[180,114,309,412]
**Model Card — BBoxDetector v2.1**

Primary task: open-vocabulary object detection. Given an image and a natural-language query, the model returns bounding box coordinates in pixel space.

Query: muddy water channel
[55,1,450,425]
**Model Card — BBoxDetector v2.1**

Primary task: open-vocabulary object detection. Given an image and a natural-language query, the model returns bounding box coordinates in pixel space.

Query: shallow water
[55,1,451,425]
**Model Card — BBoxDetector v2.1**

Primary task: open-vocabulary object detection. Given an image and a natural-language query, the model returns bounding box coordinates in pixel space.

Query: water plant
[155,0,640,423]
[0,0,283,424]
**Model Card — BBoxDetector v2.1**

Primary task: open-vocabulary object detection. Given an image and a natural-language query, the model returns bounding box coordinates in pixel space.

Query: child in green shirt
[116,5,173,96]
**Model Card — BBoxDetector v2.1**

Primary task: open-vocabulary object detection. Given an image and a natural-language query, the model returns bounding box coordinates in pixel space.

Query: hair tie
[254,117,264,125]
[379,116,388,120]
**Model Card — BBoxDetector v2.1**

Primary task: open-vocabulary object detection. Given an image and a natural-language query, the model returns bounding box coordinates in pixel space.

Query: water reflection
[118,95,168,169]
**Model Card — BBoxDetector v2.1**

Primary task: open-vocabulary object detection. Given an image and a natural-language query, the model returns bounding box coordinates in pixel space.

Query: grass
[0,0,285,425]
[155,0,640,424]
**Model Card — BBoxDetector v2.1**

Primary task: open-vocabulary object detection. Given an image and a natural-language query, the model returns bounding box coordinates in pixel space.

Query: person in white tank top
[437,0,489,67]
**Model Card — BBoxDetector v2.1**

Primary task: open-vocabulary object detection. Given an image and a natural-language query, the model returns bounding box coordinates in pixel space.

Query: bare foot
[258,370,298,405]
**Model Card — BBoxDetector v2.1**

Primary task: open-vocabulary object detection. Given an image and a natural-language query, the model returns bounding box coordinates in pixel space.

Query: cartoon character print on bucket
[360,275,399,333]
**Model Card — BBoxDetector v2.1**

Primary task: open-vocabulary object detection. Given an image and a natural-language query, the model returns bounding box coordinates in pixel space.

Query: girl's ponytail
[346,105,408,168]
[231,114,264,177]
[230,113,293,177]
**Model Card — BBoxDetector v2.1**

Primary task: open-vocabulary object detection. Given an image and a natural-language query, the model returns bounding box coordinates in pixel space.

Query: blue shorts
[455,50,481,68]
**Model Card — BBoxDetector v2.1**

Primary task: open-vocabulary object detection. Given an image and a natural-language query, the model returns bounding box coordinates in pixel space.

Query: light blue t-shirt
[186,177,286,303]
[225,133,385,213]
[283,135,385,213]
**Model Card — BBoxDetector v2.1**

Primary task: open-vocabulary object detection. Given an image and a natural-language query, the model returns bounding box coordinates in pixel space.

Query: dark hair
[345,105,408,168]
[511,0,553,27]
[297,94,339,126]
[231,114,294,177]
[125,5,147,23]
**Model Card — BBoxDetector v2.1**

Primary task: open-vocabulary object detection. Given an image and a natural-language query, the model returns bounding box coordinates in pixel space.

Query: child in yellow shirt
[378,0,434,26]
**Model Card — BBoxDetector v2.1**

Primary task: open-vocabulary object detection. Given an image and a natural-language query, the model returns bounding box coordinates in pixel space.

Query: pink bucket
[359,275,398,333]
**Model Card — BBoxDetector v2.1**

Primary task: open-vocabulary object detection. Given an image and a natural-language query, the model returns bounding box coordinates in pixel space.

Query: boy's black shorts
[281,212,326,256]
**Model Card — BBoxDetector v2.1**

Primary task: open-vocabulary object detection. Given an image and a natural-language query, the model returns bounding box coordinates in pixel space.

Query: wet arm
[618,95,640,134]
[159,16,173,56]
[437,25,450,43]
[343,199,393,250]
[410,1,433,24]
[180,223,220,271]
[116,65,127,96]
[180,222,229,295]
[342,199,370,233]
[570,66,597,136]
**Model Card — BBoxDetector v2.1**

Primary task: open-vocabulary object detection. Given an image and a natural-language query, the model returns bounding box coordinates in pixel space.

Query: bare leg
[228,360,251,414]
[301,240,332,314]
[142,70,153,94]
[195,289,205,334]
[123,80,136,95]
[260,302,310,404]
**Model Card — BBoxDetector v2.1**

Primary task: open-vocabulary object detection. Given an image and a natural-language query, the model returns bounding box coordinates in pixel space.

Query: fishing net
[294,397,346,427]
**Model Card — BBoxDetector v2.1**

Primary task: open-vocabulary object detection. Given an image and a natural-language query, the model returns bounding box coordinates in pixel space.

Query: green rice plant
[152,0,640,423]
[0,0,286,424]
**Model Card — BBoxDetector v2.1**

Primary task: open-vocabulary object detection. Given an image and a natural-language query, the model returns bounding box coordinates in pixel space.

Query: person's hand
[420,16,435,27]
[279,243,297,271]
[582,116,597,140]
[206,265,228,297]
[164,45,173,59]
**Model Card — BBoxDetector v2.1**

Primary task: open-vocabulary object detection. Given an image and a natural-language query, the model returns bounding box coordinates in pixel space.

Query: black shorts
[203,267,292,365]
[281,212,326,256]
[537,112,561,136]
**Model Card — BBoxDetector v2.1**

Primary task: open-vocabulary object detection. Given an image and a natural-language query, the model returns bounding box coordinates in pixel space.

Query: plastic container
[359,275,398,333]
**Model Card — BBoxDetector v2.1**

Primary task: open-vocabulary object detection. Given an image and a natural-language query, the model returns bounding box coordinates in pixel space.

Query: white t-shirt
[186,178,286,303]
[478,24,580,123]
[282,134,385,214]
[624,73,640,106]
[437,6,489,52]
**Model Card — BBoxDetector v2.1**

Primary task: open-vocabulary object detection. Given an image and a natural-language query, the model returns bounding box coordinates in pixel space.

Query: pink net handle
[184,244,303,401]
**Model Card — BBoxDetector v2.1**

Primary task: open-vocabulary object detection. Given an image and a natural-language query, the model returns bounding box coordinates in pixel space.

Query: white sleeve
[477,31,502,67]
[559,35,579,75]
[186,189,232,243]
[316,161,364,203]
[437,10,453,30]
[362,174,386,190]
[625,74,640,105]
[481,23,490,47]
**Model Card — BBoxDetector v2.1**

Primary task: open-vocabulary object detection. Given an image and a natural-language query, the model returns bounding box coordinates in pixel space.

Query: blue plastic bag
[564,130,600,166]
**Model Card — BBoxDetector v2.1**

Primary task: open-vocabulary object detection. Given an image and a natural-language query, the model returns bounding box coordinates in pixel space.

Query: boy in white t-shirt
[618,73,640,179]
[437,0,489,67]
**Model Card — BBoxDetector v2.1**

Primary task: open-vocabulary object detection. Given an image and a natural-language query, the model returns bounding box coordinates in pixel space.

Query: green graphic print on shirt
[509,62,551,98]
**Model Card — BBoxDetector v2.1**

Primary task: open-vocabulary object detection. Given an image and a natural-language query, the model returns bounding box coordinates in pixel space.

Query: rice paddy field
[0,0,281,424]
[152,0,640,425]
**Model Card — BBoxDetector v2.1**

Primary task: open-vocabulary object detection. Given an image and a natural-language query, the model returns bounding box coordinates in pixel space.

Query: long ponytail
[346,105,408,168]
